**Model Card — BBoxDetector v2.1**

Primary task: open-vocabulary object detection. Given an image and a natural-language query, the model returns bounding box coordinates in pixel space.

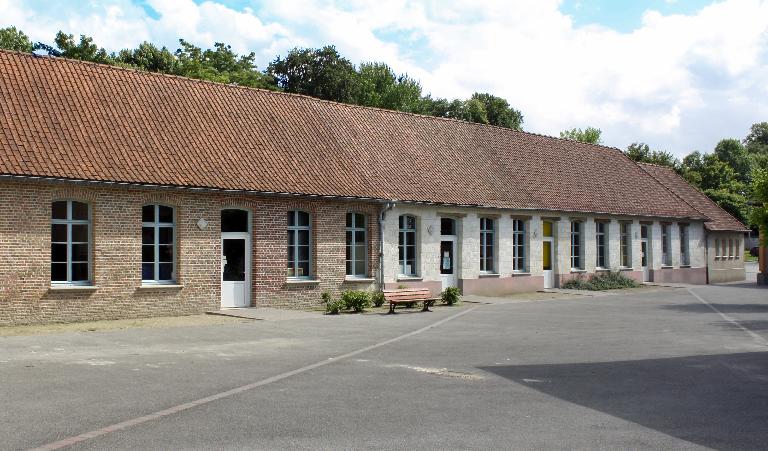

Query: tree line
[1,25,766,236]
[0,26,523,130]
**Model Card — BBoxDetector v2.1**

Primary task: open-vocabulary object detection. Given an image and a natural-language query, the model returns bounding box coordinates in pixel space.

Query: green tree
[174,40,274,89]
[267,45,358,102]
[745,122,768,154]
[53,31,112,64]
[714,138,751,182]
[0,26,33,52]
[560,127,602,144]
[470,93,523,130]
[116,42,176,73]
[355,62,422,112]
[624,142,678,167]
[750,167,768,236]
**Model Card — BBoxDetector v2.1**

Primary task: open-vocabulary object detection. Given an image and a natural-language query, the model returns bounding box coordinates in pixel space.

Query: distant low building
[0,50,749,325]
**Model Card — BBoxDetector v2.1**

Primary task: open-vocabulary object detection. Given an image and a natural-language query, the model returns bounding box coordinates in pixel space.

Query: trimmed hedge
[562,271,639,291]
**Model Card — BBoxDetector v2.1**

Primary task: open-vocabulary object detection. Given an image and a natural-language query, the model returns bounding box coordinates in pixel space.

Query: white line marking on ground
[687,288,768,347]
[28,306,480,451]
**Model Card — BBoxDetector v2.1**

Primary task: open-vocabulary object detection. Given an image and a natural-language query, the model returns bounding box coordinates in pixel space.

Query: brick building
[0,51,749,325]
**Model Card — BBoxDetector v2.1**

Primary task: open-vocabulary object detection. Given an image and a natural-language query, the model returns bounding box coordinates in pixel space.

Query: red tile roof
[0,50,704,220]
[638,163,748,231]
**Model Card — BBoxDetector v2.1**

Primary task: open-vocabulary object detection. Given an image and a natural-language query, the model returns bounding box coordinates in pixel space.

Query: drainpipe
[378,201,396,291]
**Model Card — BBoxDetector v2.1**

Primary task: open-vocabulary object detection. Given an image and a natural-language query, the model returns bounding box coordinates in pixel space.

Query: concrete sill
[512,272,531,276]
[595,268,610,272]
[679,265,691,268]
[397,276,423,282]
[570,269,587,273]
[286,279,321,285]
[618,267,634,271]
[344,277,375,283]
[49,285,97,292]
[479,273,500,278]
[661,265,674,269]
[138,284,183,290]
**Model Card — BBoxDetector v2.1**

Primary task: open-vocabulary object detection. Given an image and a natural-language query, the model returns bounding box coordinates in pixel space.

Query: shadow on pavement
[480,352,768,451]
[661,303,768,313]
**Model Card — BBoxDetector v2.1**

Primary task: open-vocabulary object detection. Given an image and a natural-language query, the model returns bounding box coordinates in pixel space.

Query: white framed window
[715,238,721,259]
[595,221,608,269]
[142,205,175,283]
[571,221,583,270]
[513,219,526,272]
[346,213,367,277]
[398,215,417,276]
[661,224,671,266]
[620,222,631,268]
[728,239,734,259]
[480,217,495,273]
[287,210,311,278]
[51,200,91,285]
[679,224,690,266]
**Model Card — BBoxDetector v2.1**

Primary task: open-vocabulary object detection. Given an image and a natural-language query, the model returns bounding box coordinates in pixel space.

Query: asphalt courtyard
[2,283,767,450]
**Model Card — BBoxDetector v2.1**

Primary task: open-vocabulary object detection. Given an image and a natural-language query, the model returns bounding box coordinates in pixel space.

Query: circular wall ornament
[197,218,209,230]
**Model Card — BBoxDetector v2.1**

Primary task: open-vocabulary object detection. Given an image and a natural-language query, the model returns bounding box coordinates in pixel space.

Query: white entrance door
[641,239,649,282]
[440,237,457,290]
[221,233,250,308]
[543,237,554,288]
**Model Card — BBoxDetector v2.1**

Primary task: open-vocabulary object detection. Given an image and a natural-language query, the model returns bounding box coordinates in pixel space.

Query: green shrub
[441,287,461,305]
[371,291,385,308]
[341,290,372,312]
[321,291,332,304]
[325,298,345,315]
[562,271,639,291]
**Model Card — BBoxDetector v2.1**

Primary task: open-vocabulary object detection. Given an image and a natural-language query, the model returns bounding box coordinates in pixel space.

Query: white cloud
[1,0,767,155]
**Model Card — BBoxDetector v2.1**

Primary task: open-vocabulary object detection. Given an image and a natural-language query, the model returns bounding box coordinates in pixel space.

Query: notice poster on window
[442,252,451,270]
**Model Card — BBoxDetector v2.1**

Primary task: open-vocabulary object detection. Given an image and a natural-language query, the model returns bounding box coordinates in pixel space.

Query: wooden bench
[383,288,440,314]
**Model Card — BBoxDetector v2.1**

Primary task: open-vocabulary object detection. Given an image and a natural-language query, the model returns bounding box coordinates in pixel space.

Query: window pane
[346,213,353,228]
[158,206,173,224]
[142,245,155,262]
[51,244,67,263]
[346,260,352,275]
[51,263,67,281]
[441,218,455,235]
[71,202,88,220]
[355,214,365,228]
[406,245,415,261]
[298,245,310,261]
[158,263,173,281]
[346,231,352,246]
[51,224,67,242]
[158,227,173,244]
[52,201,67,220]
[355,244,365,262]
[398,245,404,261]
[287,211,295,227]
[346,245,352,261]
[406,216,415,230]
[298,230,310,246]
[297,261,310,277]
[355,230,365,243]
[142,263,154,280]
[71,263,88,281]
[297,211,310,227]
[288,230,295,246]
[158,245,173,263]
[142,205,155,222]
[287,260,295,277]
[354,260,365,276]
[222,209,248,232]
[398,215,404,229]
[72,243,88,262]
[406,232,415,246]
[142,227,154,245]
[71,224,88,243]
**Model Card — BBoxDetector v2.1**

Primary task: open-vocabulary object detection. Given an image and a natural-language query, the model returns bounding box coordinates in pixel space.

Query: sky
[1,0,767,157]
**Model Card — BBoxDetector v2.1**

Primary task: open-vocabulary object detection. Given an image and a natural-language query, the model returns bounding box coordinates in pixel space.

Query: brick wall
[0,180,381,325]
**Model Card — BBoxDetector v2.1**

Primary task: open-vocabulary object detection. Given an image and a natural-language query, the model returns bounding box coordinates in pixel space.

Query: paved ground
[1,283,767,450]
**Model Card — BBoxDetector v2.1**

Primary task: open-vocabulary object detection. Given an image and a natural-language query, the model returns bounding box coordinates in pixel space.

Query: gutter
[378,201,396,291]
